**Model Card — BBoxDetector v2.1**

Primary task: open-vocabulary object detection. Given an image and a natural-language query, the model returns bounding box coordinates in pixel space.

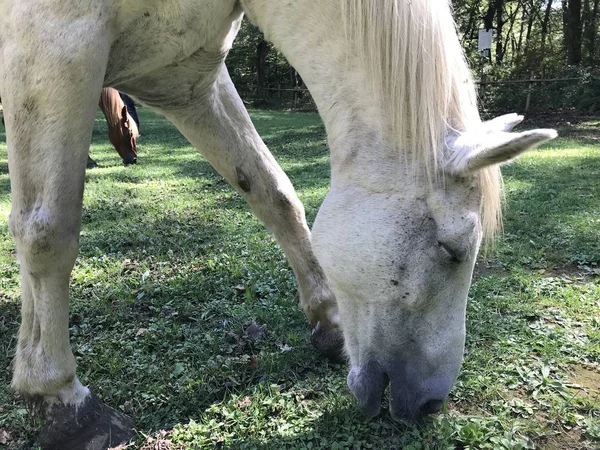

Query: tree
[565,0,583,64]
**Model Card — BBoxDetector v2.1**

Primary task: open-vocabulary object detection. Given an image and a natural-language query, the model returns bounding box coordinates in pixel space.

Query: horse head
[108,104,139,165]
[241,0,558,422]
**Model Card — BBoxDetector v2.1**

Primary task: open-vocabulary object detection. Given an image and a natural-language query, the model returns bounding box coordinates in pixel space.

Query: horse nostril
[347,363,389,419]
[421,399,444,415]
[131,157,137,164]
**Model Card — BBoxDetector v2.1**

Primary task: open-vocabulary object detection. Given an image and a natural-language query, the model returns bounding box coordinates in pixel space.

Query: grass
[0,109,598,450]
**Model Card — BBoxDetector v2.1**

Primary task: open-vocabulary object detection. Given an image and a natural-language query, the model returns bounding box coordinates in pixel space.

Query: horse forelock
[341,0,502,240]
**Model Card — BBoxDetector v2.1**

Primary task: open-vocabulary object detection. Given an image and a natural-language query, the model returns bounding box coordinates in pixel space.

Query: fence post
[525,71,534,112]
[479,73,487,110]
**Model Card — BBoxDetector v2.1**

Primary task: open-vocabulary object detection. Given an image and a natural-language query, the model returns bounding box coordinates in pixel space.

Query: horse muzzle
[347,360,453,422]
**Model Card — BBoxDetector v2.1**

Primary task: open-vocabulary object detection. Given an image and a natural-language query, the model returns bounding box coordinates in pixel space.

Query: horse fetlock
[308,298,340,329]
[17,378,89,422]
[39,392,135,450]
[55,377,91,407]
[12,347,78,399]
[304,286,339,327]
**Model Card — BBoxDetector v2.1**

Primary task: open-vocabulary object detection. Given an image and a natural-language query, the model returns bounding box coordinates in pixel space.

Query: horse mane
[341,0,502,241]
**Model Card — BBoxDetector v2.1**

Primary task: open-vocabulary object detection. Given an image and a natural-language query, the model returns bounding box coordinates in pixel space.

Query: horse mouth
[348,361,451,422]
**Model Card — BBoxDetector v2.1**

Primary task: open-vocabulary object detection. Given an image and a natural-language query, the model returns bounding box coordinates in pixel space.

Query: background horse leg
[87,156,99,169]
[119,59,344,361]
[1,12,133,450]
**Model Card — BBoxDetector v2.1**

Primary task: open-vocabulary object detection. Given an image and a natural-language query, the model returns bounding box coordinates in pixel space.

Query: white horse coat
[0,1,556,448]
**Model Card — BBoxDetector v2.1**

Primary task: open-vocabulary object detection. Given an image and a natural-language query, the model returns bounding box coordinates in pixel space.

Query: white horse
[0,0,556,448]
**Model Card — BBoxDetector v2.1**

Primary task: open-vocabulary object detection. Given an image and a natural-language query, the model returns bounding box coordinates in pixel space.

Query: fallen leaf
[135,328,149,337]
[278,343,293,353]
[0,429,11,445]
[236,396,253,408]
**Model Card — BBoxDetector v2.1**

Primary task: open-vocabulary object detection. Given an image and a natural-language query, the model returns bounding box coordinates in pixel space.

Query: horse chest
[104,0,240,86]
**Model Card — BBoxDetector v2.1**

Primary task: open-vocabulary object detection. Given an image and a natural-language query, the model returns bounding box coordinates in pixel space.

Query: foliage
[227,21,312,110]
[0,110,599,449]
[228,2,600,114]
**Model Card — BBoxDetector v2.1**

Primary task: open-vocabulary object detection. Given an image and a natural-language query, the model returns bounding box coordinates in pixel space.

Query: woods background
[227,0,600,115]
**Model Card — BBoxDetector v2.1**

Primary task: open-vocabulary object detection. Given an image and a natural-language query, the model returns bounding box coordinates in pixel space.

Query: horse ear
[481,113,524,132]
[446,122,557,174]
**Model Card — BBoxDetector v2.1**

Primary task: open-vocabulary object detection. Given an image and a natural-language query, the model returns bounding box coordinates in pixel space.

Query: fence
[247,87,316,111]
[476,75,599,116]
[244,76,599,116]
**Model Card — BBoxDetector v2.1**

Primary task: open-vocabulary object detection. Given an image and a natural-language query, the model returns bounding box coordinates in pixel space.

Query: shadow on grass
[2,110,598,449]
[501,152,600,265]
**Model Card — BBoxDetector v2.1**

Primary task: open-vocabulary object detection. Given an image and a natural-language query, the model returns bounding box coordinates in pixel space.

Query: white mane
[341,0,503,239]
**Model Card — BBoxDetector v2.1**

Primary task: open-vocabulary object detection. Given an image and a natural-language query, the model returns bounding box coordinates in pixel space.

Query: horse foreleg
[122,63,344,361]
[2,15,133,450]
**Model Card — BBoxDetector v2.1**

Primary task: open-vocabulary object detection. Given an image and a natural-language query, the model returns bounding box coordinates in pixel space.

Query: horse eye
[437,241,465,263]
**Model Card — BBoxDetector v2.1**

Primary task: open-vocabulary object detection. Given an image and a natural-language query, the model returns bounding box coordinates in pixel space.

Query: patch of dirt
[536,429,589,450]
[540,263,600,280]
[521,115,599,129]
[472,261,509,281]
[533,366,600,449]
[570,365,600,400]
[444,400,484,417]
[473,260,600,282]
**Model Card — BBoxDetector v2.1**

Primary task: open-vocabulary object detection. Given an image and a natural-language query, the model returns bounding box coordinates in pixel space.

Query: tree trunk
[484,2,496,31]
[565,0,583,65]
[523,0,537,68]
[583,0,600,63]
[256,38,268,103]
[462,1,481,43]
[517,4,526,54]
[541,0,554,49]
[496,0,506,64]
[502,0,522,64]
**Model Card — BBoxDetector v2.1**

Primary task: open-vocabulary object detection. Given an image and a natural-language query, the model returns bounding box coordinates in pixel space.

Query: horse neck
[99,88,124,127]
[324,104,410,192]
[243,0,478,188]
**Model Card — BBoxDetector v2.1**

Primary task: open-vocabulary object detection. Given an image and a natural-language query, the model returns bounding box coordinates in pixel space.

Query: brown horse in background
[88,88,140,167]
[3,90,138,167]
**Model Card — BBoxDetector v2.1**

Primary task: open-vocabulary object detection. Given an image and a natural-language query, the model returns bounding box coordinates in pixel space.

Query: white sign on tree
[478,29,493,57]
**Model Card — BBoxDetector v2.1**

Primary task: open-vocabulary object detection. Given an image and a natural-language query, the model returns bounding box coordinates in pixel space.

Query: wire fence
[242,77,600,117]
[476,75,599,116]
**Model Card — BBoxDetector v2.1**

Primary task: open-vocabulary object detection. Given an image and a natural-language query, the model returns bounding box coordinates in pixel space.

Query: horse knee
[10,207,79,269]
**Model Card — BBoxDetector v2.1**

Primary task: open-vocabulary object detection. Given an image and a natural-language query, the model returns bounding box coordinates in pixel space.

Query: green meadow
[0,109,598,449]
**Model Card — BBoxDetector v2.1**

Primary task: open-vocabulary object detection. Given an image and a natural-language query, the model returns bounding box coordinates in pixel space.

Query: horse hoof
[87,157,99,169]
[39,393,135,450]
[311,322,346,363]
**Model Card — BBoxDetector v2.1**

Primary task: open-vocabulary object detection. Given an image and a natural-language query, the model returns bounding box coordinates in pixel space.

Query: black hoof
[39,393,135,450]
[87,157,99,169]
[311,322,346,363]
